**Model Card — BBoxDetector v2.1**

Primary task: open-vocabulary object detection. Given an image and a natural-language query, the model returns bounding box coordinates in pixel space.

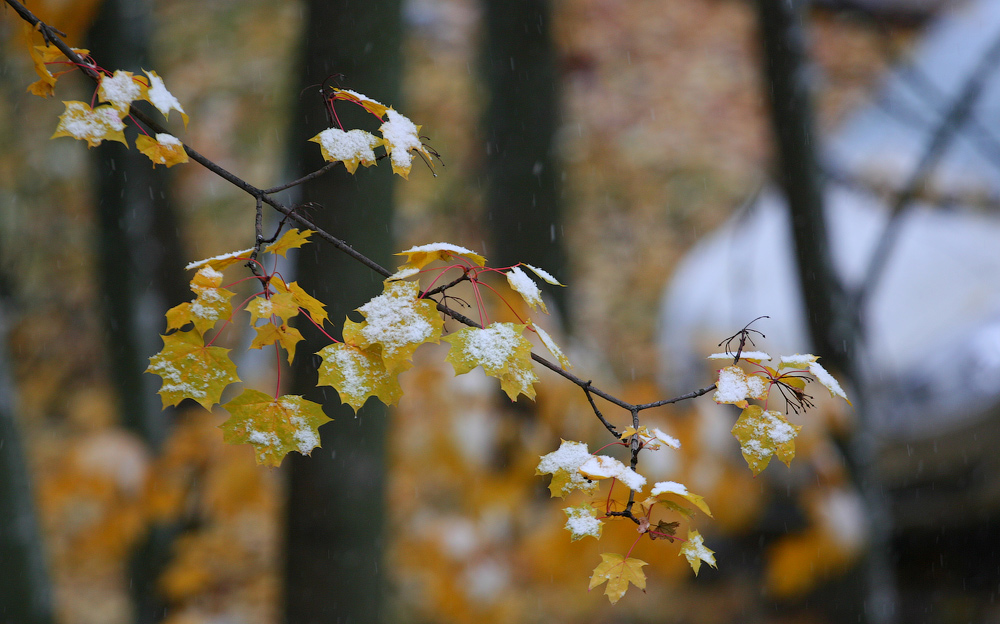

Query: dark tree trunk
[0,288,54,624]
[86,2,190,622]
[754,2,898,623]
[284,1,401,622]
[481,0,567,317]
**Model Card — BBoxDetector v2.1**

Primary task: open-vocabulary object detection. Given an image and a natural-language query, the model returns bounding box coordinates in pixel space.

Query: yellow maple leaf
[273,278,328,326]
[246,291,298,325]
[646,481,713,517]
[250,322,303,364]
[185,248,254,272]
[264,228,314,257]
[146,330,239,410]
[443,322,537,401]
[220,389,331,467]
[97,70,144,113]
[379,108,434,179]
[136,133,188,167]
[329,88,389,119]
[309,128,382,173]
[680,529,717,576]
[396,242,486,268]
[353,280,443,372]
[535,440,599,498]
[51,101,127,148]
[164,266,235,335]
[316,341,404,412]
[26,37,56,97]
[141,69,188,126]
[731,405,802,475]
[588,553,648,604]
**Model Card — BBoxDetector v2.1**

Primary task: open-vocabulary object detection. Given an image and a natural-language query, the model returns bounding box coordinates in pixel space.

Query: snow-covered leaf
[354,280,443,372]
[396,242,486,268]
[146,330,239,410]
[220,389,330,467]
[136,133,187,167]
[141,69,188,126]
[731,405,801,475]
[680,529,716,576]
[535,440,599,498]
[309,128,381,173]
[506,266,547,313]
[443,322,536,401]
[379,108,434,179]
[578,455,646,492]
[51,101,126,148]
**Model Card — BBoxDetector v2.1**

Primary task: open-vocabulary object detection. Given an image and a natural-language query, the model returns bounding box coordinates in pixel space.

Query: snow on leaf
[396,242,486,268]
[316,339,404,412]
[146,330,239,410]
[250,322,303,364]
[51,101,126,148]
[185,248,254,272]
[680,529,717,576]
[264,228,314,257]
[246,292,298,325]
[731,405,802,475]
[220,389,330,467]
[535,440,599,498]
[355,280,443,372]
[379,108,433,179]
[98,70,143,113]
[506,266,547,313]
[564,504,603,541]
[579,455,646,492]
[386,265,420,282]
[142,69,188,126]
[712,365,769,407]
[808,360,851,405]
[778,353,818,369]
[649,481,712,517]
[524,263,563,286]
[309,128,381,173]
[136,133,188,167]
[166,266,235,334]
[531,322,571,369]
[273,278,328,326]
[443,322,537,401]
[588,553,647,604]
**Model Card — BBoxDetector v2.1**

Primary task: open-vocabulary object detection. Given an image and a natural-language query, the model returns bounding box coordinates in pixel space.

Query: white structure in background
[658,0,1000,515]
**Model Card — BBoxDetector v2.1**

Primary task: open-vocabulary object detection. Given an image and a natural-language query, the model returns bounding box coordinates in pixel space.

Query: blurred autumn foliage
[0,0,925,623]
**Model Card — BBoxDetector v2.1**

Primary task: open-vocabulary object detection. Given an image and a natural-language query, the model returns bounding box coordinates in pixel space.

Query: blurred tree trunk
[284,1,401,622]
[86,1,190,622]
[754,2,898,623]
[0,285,54,624]
[481,0,567,317]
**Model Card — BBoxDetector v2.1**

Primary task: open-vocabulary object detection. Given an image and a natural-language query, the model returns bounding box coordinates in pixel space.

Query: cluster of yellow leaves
[535,435,718,603]
[710,351,851,475]
[148,234,570,470]
[309,88,437,179]
[24,27,190,167]
[147,229,332,467]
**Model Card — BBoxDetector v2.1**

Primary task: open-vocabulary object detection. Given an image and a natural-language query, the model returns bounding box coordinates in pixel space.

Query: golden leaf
[588,553,647,604]
[220,389,330,467]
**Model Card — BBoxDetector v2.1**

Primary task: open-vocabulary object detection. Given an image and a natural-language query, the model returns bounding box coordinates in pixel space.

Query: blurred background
[2,0,1000,623]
